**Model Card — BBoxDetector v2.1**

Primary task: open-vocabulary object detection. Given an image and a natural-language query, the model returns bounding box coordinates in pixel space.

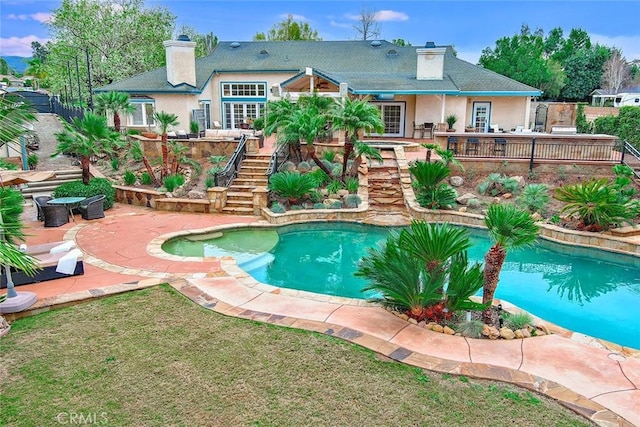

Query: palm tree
[153,111,179,179]
[53,113,122,185]
[329,97,384,181]
[482,204,540,323]
[24,58,46,90]
[94,91,135,133]
[130,141,160,186]
[279,105,332,176]
[0,95,37,146]
[349,141,383,175]
[398,221,472,274]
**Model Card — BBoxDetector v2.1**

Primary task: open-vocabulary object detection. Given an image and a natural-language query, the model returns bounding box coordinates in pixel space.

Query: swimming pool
[162,222,640,349]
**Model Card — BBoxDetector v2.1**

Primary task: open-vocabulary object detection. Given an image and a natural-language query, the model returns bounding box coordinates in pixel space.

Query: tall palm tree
[53,113,122,185]
[482,204,540,323]
[130,141,160,187]
[94,91,135,133]
[153,111,179,179]
[329,97,384,181]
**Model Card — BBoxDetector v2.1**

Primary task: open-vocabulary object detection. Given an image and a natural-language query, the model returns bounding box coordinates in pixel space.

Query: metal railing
[214,134,247,187]
[266,142,290,181]
[447,137,622,167]
[621,141,640,178]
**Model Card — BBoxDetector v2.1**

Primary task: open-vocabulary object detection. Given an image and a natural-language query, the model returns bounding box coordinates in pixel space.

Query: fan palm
[349,142,383,175]
[330,97,384,181]
[482,204,539,323]
[130,141,160,186]
[153,111,179,179]
[53,113,121,185]
[94,91,135,133]
[279,107,332,176]
[0,95,37,145]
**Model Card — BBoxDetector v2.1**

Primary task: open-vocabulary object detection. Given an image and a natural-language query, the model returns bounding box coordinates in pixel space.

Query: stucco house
[96,37,541,138]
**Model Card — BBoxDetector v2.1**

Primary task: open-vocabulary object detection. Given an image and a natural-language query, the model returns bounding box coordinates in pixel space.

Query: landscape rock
[482,324,500,340]
[398,313,409,321]
[443,326,455,335]
[456,193,478,205]
[511,176,525,187]
[458,207,468,213]
[187,190,205,199]
[522,328,532,338]
[492,197,501,204]
[502,192,512,199]
[514,329,525,339]
[499,327,516,340]
[432,324,444,333]
[323,198,341,206]
[450,176,464,187]
[337,189,350,197]
[531,212,543,221]
[408,318,418,325]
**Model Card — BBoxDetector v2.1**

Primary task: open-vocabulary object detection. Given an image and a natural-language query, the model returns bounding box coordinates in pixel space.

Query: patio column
[207,187,227,212]
[246,136,260,154]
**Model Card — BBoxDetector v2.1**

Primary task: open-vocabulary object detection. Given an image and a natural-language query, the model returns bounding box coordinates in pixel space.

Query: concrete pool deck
[3,203,639,426]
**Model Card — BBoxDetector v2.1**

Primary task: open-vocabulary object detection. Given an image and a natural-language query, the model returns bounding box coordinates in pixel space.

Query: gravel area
[30,113,79,171]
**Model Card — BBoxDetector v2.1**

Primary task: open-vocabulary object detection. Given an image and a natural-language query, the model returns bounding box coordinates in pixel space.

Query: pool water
[162,222,640,349]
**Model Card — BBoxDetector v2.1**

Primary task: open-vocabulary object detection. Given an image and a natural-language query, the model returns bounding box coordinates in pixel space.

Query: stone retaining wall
[114,185,165,208]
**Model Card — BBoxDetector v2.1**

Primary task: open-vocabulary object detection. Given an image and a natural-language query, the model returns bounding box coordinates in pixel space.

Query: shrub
[297,161,311,173]
[345,177,359,194]
[313,203,325,209]
[456,320,484,338]
[478,173,519,196]
[268,171,316,203]
[204,176,214,189]
[53,178,115,210]
[593,115,617,136]
[163,174,185,192]
[517,184,550,214]
[321,159,333,170]
[331,164,342,178]
[575,103,591,134]
[281,161,296,172]
[322,150,336,162]
[0,158,18,170]
[140,172,153,186]
[308,189,323,203]
[123,170,136,185]
[110,157,119,171]
[466,198,481,209]
[307,168,329,187]
[554,178,639,230]
[410,161,457,210]
[290,205,304,211]
[329,200,343,209]
[344,194,361,208]
[326,180,343,195]
[270,202,286,213]
[502,312,534,330]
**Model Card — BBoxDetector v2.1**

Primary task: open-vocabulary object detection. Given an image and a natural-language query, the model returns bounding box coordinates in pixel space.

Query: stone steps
[221,206,254,214]
[222,153,270,215]
[20,169,83,199]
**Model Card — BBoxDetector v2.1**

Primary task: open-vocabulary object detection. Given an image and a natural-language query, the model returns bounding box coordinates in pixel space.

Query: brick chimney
[416,42,447,80]
[163,35,196,87]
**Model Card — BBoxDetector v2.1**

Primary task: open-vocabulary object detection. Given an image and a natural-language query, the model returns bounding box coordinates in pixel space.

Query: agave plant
[554,178,639,231]
[268,171,317,204]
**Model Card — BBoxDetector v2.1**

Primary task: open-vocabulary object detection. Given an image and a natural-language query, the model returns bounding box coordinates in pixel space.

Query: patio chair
[465,137,480,155]
[34,195,53,221]
[423,122,434,139]
[78,195,106,220]
[494,138,507,156]
[446,136,459,154]
[42,204,69,227]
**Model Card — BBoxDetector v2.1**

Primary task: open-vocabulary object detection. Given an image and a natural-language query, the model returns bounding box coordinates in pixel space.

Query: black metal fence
[621,141,640,178]
[446,136,622,165]
[51,96,85,124]
[266,142,290,182]
[214,134,247,187]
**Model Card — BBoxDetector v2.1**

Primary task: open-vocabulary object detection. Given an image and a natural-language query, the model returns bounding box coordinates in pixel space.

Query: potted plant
[446,114,458,132]
[252,117,265,148]
[189,120,200,139]
[27,153,39,170]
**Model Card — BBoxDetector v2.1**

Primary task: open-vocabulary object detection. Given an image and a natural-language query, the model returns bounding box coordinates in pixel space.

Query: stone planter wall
[155,198,211,214]
[114,185,165,208]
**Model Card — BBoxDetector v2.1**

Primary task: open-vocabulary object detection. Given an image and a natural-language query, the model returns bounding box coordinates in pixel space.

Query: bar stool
[494,137,507,156]
[446,136,459,154]
[465,137,479,155]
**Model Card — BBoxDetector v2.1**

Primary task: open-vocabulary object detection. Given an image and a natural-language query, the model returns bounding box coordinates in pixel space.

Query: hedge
[52,178,116,210]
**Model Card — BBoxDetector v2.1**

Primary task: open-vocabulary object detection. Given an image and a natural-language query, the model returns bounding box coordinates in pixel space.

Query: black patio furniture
[466,137,480,155]
[78,195,106,220]
[42,204,70,227]
[34,195,53,221]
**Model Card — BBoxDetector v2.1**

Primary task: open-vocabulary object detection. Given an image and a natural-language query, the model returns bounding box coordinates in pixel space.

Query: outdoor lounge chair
[42,204,69,227]
[78,195,106,220]
[0,249,84,288]
[34,195,53,221]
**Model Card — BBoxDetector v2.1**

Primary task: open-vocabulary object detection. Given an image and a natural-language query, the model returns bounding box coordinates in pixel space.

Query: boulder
[499,327,516,340]
[531,212,543,222]
[443,326,455,335]
[432,324,444,333]
[456,193,478,205]
[450,176,464,187]
[187,190,206,199]
[337,189,350,197]
[492,197,501,204]
[514,329,525,339]
[482,324,500,340]
[502,192,513,199]
[408,317,418,325]
[511,175,525,187]
[458,207,468,213]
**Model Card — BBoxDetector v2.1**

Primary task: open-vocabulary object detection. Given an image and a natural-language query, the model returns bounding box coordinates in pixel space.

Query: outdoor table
[48,197,86,222]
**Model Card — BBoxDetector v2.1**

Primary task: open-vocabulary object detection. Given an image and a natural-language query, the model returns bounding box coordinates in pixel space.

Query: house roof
[96,40,541,96]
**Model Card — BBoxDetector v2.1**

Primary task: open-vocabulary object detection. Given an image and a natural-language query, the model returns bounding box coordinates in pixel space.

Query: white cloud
[0,35,50,57]
[7,12,52,23]
[374,10,408,22]
[590,33,640,61]
[330,20,352,29]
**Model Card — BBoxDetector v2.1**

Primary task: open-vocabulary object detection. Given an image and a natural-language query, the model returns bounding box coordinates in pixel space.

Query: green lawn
[0,285,592,426]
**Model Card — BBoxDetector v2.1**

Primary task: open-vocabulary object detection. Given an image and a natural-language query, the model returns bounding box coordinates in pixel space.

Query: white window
[199,101,211,129]
[221,83,266,98]
[223,103,264,129]
[130,101,156,127]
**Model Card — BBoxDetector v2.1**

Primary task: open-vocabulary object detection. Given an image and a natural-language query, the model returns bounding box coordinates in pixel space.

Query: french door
[376,102,405,137]
[472,102,491,133]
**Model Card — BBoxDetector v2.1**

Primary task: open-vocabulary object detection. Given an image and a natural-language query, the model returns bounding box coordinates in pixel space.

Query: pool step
[239,252,275,272]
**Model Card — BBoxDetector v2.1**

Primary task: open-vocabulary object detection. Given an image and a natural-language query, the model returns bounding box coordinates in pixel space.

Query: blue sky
[1,0,639,64]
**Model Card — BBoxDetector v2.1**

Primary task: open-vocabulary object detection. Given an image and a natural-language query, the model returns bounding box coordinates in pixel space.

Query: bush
[466,198,481,209]
[410,161,457,210]
[313,203,325,209]
[456,320,484,338]
[322,150,336,162]
[110,157,119,171]
[268,171,316,203]
[478,173,519,196]
[308,168,329,187]
[326,180,343,195]
[53,178,115,210]
[345,177,359,194]
[329,200,343,209]
[517,184,550,214]
[331,164,342,178]
[308,189,323,203]
[593,115,617,136]
[270,202,286,213]
[123,170,136,185]
[140,172,153,186]
[344,194,361,208]
[281,161,296,172]
[204,176,214,189]
[163,174,185,192]
[290,205,304,211]
[297,161,311,173]
[502,312,534,330]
